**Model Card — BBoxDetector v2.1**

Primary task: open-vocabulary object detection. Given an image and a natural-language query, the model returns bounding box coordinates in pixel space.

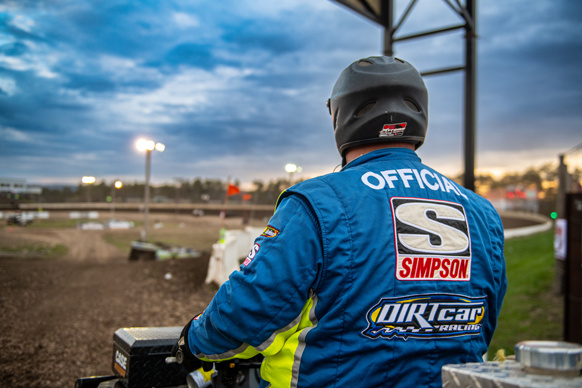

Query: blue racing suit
[187,148,507,387]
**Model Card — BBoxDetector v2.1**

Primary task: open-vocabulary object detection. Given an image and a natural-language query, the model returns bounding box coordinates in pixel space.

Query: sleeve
[187,194,324,361]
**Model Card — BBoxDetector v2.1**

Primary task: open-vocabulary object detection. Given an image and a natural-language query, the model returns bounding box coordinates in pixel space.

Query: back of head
[327,56,428,164]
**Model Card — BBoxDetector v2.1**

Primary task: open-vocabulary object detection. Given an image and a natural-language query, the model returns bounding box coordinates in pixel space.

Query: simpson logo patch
[362,294,486,340]
[243,243,260,266]
[379,122,406,137]
[261,226,279,238]
[391,197,472,281]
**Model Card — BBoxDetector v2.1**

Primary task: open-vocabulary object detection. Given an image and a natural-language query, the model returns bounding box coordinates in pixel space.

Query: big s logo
[391,197,472,281]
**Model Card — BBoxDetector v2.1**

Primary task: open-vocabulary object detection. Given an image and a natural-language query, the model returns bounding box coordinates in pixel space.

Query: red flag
[227,184,240,196]
[242,193,252,202]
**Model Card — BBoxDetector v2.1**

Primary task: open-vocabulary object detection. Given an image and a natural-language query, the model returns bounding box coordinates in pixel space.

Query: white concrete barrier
[504,220,553,239]
[36,211,50,219]
[205,227,263,285]
[0,211,49,220]
[69,211,99,219]
[500,211,553,239]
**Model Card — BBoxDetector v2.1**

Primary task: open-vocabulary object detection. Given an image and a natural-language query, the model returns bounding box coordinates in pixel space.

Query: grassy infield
[489,229,562,356]
[1,219,560,357]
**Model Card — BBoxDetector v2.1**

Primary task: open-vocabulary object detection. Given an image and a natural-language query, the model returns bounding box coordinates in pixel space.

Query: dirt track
[0,214,240,388]
[0,212,538,387]
[6,228,125,263]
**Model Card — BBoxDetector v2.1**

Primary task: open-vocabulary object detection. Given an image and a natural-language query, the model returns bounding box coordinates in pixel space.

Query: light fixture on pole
[81,176,96,203]
[136,138,165,241]
[285,163,302,186]
[109,180,123,220]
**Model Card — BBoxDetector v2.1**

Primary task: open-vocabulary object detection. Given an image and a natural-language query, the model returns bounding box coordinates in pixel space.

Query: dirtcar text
[362,294,486,340]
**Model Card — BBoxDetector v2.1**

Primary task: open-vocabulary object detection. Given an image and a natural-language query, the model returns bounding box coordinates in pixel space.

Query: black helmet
[328,56,428,163]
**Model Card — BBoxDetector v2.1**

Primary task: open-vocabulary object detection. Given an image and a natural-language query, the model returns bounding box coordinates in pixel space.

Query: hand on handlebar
[170,317,202,372]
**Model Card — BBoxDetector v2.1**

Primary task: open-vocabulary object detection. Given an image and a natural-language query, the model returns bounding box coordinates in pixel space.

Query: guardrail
[9,202,276,220]
[498,211,553,239]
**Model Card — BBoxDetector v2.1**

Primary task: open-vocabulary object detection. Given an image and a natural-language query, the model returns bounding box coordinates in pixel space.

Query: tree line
[28,177,295,205]
[5,162,581,207]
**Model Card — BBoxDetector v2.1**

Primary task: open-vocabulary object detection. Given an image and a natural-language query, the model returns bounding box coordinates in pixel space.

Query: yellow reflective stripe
[260,296,315,355]
[197,294,318,386]
[275,189,288,210]
[260,296,317,387]
[196,343,260,362]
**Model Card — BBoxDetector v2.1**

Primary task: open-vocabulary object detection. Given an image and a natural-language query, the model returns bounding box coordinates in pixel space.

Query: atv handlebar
[75,326,262,388]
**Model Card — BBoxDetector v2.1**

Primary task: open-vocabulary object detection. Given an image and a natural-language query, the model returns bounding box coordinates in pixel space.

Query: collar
[342,148,421,170]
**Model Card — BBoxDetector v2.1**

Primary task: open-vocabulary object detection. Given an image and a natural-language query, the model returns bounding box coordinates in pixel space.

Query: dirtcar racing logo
[379,122,406,137]
[391,197,472,281]
[362,294,486,340]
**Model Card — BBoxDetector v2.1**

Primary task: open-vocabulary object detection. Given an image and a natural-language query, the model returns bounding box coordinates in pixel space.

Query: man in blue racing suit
[176,56,507,387]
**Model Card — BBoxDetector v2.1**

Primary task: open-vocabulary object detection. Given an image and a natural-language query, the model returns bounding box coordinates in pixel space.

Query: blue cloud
[0,0,580,185]
[222,19,304,55]
[0,42,28,56]
[158,42,222,70]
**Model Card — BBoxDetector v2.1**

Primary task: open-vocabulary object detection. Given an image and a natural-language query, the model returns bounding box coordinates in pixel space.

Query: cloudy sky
[1,0,581,188]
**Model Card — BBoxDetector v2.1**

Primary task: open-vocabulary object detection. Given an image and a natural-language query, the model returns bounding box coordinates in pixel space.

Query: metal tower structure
[331,0,477,191]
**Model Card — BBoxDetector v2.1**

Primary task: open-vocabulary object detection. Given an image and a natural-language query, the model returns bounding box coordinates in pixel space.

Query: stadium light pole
[136,139,165,241]
[285,163,302,186]
[81,176,96,203]
[109,180,123,220]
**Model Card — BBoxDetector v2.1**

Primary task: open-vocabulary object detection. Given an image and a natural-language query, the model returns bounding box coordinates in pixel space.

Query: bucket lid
[515,340,582,372]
